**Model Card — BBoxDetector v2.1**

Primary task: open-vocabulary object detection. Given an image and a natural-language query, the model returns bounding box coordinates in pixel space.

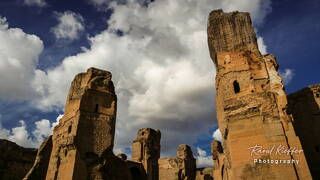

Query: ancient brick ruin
[44,68,119,179]
[0,8,319,180]
[287,84,320,178]
[208,9,312,179]
[19,67,213,180]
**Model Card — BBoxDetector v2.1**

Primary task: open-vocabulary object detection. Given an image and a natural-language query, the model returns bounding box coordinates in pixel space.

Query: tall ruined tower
[46,68,117,180]
[132,128,161,180]
[208,10,312,179]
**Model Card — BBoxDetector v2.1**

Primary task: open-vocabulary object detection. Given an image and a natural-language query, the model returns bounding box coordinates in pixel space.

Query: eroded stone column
[45,67,118,180]
[132,128,161,180]
[176,144,196,180]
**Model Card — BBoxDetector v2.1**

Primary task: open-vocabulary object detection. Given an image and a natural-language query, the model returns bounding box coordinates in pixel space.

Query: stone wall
[24,136,53,180]
[0,139,37,180]
[288,84,320,179]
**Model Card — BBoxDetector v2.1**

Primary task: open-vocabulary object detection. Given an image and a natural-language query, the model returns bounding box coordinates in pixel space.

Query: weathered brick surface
[45,68,117,179]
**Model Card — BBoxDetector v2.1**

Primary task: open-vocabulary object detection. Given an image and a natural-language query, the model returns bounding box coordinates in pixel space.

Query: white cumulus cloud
[33,0,272,155]
[212,128,222,142]
[279,68,295,85]
[0,0,272,157]
[89,0,110,7]
[32,0,271,156]
[51,11,85,40]
[257,36,268,54]
[0,114,62,148]
[195,147,213,167]
[0,16,43,100]
[220,0,271,25]
[24,0,47,7]
[1,120,35,147]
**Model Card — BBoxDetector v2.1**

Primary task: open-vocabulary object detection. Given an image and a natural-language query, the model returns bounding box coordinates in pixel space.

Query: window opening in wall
[233,80,240,94]
[68,125,72,134]
[95,104,99,113]
[221,165,224,178]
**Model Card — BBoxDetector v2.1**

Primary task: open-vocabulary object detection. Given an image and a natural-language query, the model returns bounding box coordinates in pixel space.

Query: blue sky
[259,0,320,93]
[0,0,319,167]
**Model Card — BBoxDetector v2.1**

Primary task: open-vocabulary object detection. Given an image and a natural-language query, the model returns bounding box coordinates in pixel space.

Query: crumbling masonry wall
[0,139,37,180]
[288,84,320,179]
[208,9,312,180]
[45,67,132,180]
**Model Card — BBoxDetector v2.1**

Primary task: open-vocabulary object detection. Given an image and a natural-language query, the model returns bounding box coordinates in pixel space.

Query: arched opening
[95,104,99,113]
[233,80,240,94]
[130,167,142,180]
[204,174,213,180]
